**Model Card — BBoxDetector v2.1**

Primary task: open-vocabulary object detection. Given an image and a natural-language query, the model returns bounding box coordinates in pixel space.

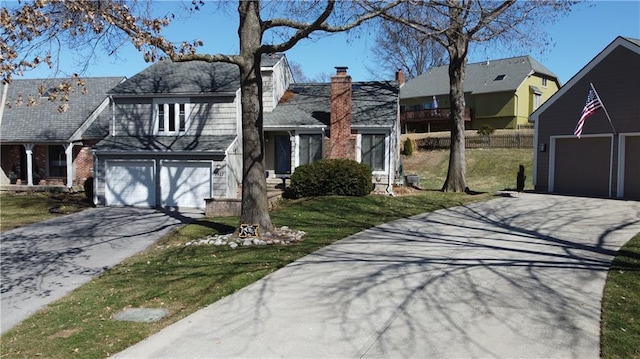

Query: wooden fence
[414,133,534,150]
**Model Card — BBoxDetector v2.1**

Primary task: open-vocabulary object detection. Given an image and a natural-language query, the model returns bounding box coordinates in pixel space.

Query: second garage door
[160,161,212,210]
[621,135,640,199]
[553,136,612,197]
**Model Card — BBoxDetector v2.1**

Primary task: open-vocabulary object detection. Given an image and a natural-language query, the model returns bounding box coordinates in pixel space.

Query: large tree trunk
[441,33,468,192]
[238,0,274,231]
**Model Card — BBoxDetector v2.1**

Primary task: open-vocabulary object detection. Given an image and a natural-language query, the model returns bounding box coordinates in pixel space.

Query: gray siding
[193,98,238,136]
[113,98,154,136]
[112,96,239,137]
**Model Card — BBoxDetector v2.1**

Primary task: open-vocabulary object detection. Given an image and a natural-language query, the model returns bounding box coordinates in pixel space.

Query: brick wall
[75,142,94,184]
[329,67,355,160]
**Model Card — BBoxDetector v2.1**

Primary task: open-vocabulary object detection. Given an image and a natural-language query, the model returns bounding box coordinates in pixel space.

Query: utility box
[405,174,420,189]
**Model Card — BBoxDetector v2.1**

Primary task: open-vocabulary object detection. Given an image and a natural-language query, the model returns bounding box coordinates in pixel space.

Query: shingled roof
[400,55,558,100]
[109,53,285,96]
[93,135,236,153]
[0,77,124,143]
[265,81,399,129]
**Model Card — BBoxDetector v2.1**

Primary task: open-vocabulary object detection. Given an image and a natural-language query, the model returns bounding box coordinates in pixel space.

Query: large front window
[299,134,322,166]
[361,134,385,171]
[155,101,189,134]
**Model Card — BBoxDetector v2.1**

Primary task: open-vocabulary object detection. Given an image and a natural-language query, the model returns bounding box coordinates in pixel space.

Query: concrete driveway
[1,207,201,334]
[112,193,640,359]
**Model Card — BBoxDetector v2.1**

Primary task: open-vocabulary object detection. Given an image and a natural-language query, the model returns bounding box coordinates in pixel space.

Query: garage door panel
[106,161,156,207]
[161,162,211,210]
[554,137,611,197]
[623,136,640,199]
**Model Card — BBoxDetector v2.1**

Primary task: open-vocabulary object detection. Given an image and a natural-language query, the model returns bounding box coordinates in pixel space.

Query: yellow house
[399,56,560,132]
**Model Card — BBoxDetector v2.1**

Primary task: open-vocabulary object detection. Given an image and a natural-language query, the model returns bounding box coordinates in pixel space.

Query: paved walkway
[112,193,640,358]
[1,207,200,334]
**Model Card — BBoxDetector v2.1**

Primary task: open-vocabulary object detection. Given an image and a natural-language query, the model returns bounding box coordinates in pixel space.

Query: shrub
[289,159,374,198]
[477,125,495,136]
[404,138,414,156]
[83,177,94,200]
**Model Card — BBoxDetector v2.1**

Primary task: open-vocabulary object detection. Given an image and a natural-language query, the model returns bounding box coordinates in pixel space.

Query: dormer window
[494,74,506,81]
[542,78,548,87]
[154,99,190,135]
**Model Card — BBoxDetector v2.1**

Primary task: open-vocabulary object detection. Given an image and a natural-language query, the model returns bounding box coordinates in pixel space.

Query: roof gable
[110,53,287,96]
[530,36,640,121]
[400,55,558,100]
[0,77,125,142]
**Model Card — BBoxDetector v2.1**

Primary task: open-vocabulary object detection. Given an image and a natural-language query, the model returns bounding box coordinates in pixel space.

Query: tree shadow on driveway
[0,207,199,333]
[181,194,640,359]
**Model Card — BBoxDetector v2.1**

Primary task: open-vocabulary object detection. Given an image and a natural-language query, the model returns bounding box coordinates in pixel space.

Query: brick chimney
[395,69,405,87]
[329,66,354,159]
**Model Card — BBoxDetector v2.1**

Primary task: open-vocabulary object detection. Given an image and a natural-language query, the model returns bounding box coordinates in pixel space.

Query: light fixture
[538,143,546,152]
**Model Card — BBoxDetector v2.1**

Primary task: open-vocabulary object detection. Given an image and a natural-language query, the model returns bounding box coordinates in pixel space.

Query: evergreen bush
[404,138,414,156]
[290,159,374,198]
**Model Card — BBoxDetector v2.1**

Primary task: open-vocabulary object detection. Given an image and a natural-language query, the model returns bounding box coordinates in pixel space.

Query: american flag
[574,88,603,138]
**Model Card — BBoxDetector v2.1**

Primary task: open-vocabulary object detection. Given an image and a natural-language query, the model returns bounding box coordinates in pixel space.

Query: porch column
[64,143,74,188]
[23,144,34,186]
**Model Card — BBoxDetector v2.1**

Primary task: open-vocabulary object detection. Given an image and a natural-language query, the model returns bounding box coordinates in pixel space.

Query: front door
[275,135,291,174]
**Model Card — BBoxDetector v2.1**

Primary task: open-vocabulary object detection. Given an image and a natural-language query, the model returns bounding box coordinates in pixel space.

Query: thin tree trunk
[442,34,468,193]
[238,0,274,231]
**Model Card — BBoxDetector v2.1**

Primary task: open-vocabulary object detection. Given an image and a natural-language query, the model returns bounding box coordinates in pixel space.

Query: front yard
[0,191,92,232]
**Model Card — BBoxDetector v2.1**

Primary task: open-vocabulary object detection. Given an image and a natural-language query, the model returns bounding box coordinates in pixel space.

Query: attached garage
[160,161,212,210]
[105,160,156,208]
[551,136,612,197]
[619,134,640,199]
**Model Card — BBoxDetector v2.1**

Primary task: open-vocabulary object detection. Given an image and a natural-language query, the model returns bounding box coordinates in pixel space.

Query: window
[542,78,548,87]
[299,134,322,166]
[155,100,189,134]
[361,134,385,171]
[494,74,506,81]
[48,145,66,177]
[533,93,542,110]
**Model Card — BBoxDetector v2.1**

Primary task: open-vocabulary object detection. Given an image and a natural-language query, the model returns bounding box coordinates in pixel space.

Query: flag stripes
[574,88,603,138]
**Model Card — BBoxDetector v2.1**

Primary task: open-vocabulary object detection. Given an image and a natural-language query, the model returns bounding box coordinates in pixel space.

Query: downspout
[110,95,115,137]
[386,132,394,196]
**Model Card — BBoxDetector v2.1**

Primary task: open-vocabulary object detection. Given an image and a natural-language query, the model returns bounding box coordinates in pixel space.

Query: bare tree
[1,0,400,232]
[370,19,446,79]
[365,0,574,192]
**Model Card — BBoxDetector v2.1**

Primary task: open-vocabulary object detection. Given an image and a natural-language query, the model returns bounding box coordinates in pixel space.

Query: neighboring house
[93,54,294,210]
[530,36,640,199]
[264,67,401,193]
[0,77,125,187]
[400,56,560,132]
[93,57,401,212]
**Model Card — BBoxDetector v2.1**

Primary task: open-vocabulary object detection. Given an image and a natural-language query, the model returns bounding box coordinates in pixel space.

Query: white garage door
[105,160,156,207]
[160,162,211,210]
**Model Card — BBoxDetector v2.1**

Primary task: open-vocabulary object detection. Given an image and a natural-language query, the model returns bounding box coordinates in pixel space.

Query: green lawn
[0,192,487,359]
[601,233,640,359]
[3,148,635,358]
[402,148,534,192]
[0,191,92,232]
